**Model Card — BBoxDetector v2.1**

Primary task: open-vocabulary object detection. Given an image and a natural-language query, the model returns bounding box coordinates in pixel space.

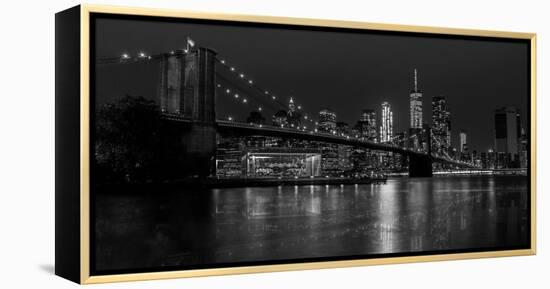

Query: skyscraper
[288,96,296,113]
[287,96,301,127]
[358,109,377,141]
[459,130,468,153]
[318,108,337,133]
[494,106,521,163]
[410,69,423,129]
[432,96,451,154]
[380,102,393,143]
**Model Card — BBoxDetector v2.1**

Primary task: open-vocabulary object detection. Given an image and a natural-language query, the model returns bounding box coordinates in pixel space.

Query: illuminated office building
[410,68,423,129]
[432,95,452,154]
[379,102,393,143]
[318,108,337,133]
[359,109,377,141]
[459,130,468,153]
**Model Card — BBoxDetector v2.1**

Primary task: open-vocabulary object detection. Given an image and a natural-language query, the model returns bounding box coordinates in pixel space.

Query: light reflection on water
[94,176,529,272]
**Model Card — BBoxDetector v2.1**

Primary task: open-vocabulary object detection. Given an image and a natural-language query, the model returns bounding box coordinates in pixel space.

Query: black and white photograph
[4,0,550,288]
[90,13,532,275]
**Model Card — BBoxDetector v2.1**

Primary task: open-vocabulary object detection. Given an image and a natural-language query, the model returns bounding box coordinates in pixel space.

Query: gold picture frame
[55,4,536,284]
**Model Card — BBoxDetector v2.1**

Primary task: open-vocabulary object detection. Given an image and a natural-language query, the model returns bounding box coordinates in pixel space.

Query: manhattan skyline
[94,16,530,153]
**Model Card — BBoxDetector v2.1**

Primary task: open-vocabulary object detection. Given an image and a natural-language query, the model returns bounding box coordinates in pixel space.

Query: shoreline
[94,174,528,194]
[95,177,387,194]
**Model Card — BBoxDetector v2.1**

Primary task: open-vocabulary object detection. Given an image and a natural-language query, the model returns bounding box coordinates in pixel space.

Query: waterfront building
[244,148,322,178]
[321,144,341,176]
[216,136,245,177]
[432,95,451,155]
[379,102,393,143]
[337,145,353,172]
[494,106,521,167]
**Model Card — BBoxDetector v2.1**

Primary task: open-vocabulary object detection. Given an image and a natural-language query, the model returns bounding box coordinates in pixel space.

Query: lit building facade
[410,68,423,129]
[318,108,337,133]
[245,148,322,178]
[379,102,393,143]
[494,106,522,167]
[432,96,451,155]
[287,97,301,128]
[459,130,468,153]
[360,109,377,141]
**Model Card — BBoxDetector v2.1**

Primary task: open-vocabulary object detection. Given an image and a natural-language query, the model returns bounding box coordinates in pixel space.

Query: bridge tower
[408,124,433,177]
[158,47,217,177]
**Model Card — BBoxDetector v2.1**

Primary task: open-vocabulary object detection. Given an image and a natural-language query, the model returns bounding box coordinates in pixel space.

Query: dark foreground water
[94,176,529,273]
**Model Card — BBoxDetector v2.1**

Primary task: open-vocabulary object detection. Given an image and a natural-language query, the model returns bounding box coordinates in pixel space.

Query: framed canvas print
[55,4,536,284]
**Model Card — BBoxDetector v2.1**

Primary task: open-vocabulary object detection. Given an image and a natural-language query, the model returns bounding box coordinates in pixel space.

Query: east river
[94,175,529,273]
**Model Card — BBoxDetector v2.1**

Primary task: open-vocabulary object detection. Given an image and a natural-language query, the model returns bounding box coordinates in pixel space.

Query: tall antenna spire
[414,68,418,92]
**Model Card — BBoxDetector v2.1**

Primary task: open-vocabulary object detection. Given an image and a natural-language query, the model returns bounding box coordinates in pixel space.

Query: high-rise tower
[494,106,521,160]
[432,95,451,154]
[288,96,296,113]
[410,69,423,129]
[359,109,377,141]
[380,102,393,143]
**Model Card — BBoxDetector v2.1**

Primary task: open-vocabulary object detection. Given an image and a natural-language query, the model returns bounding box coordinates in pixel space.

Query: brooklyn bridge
[97,43,477,179]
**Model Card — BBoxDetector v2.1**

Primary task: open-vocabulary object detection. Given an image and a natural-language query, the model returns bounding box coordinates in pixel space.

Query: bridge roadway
[162,113,474,168]
[216,120,472,167]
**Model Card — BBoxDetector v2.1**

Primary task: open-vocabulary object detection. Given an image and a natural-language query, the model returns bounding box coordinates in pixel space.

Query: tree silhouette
[246,111,266,125]
[94,95,162,183]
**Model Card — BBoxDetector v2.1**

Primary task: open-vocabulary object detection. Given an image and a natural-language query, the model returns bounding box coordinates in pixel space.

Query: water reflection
[94,176,529,272]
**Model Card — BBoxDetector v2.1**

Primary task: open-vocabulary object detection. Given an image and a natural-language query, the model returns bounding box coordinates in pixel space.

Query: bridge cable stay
[215,80,317,132]
[95,51,161,66]
[93,48,319,125]
[215,72,286,114]
[215,80,283,123]
[214,57,318,127]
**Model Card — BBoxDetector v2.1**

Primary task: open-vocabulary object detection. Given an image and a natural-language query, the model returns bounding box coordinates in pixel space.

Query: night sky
[94,15,529,153]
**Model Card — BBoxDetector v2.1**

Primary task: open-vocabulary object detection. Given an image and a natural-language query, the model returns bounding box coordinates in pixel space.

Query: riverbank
[95,176,388,194]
